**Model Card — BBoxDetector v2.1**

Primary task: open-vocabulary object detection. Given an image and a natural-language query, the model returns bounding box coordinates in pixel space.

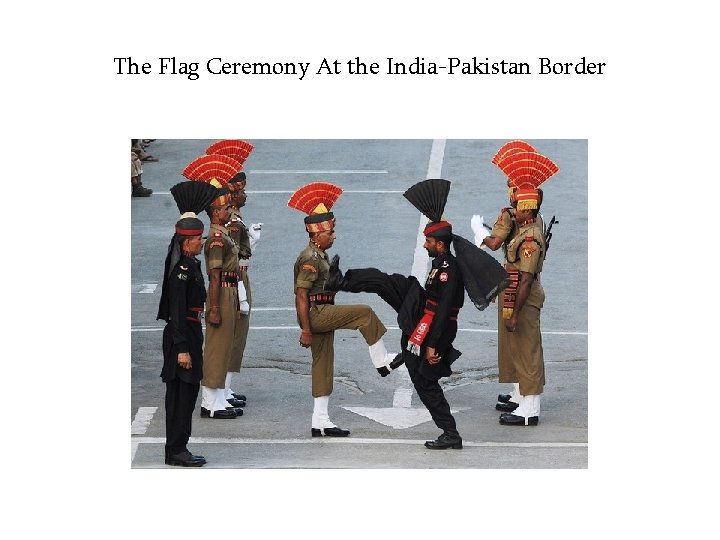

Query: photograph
[131,138,588,469]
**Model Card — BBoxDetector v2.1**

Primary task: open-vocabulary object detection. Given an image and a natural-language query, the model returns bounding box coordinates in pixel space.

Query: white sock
[513,394,541,418]
[368,338,396,368]
[312,395,336,429]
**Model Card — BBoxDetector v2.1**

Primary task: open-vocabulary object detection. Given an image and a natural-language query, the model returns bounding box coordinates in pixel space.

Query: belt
[423,298,460,320]
[186,307,203,323]
[238,266,248,272]
[309,293,335,305]
[221,271,238,287]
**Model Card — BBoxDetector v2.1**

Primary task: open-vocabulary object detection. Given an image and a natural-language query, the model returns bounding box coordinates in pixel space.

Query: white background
[3,1,715,537]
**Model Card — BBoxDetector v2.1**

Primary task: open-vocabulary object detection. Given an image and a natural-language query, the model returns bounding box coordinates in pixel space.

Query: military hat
[205,140,254,192]
[492,141,558,211]
[287,182,343,232]
[182,154,242,206]
[403,178,453,239]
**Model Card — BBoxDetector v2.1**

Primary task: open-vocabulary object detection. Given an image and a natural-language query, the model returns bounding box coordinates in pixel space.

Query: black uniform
[338,251,464,436]
[159,254,206,458]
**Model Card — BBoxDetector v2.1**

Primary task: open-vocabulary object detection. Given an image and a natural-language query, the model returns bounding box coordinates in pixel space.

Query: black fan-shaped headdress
[170,181,220,215]
[403,178,450,223]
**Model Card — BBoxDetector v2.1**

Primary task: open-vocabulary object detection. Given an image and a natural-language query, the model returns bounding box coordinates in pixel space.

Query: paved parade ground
[130,139,588,469]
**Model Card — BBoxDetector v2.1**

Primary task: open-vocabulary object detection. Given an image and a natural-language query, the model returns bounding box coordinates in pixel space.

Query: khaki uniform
[202,223,239,388]
[498,220,546,395]
[294,243,386,397]
[227,211,252,373]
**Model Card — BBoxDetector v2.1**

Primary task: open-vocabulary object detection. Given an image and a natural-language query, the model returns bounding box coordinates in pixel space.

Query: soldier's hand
[426,346,441,365]
[299,330,312,348]
[505,316,518,332]
[177,352,192,369]
[207,306,222,326]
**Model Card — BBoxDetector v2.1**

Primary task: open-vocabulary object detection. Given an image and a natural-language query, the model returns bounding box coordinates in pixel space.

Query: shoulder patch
[301,263,318,273]
[439,272,448,282]
[522,240,537,258]
[208,241,224,249]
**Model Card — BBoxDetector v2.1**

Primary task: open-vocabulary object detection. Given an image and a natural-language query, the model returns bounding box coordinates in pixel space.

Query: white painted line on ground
[138,283,157,294]
[131,325,587,336]
[131,406,158,434]
[248,170,388,174]
[131,436,587,448]
[410,139,446,281]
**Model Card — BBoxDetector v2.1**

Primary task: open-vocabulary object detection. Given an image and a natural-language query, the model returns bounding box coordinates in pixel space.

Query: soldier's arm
[506,235,542,332]
[482,235,504,251]
[207,268,222,326]
[506,271,534,332]
[168,267,190,352]
[295,287,312,347]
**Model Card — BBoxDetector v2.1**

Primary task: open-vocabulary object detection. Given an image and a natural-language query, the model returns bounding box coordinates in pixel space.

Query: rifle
[544,215,558,257]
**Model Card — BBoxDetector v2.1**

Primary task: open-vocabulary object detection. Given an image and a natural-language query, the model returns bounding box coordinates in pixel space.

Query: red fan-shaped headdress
[182,154,241,206]
[491,140,537,165]
[205,140,254,168]
[493,143,558,211]
[287,182,343,232]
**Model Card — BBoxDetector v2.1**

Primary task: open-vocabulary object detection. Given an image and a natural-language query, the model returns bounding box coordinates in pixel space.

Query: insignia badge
[439,272,448,282]
[213,232,222,237]
[301,263,318,273]
[428,269,438,279]
[441,261,449,268]
[180,265,188,270]
[522,243,537,258]
[177,273,187,280]
[209,241,224,249]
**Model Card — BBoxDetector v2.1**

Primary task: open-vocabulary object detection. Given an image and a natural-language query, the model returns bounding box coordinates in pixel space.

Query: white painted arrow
[342,365,469,429]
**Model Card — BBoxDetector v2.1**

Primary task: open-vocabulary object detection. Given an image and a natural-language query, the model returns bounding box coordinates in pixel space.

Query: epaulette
[208,240,224,249]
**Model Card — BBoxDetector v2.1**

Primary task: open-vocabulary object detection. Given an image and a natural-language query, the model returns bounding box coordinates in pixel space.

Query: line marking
[248,170,388,174]
[131,325,587,336]
[130,436,587,448]
[138,283,157,294]
[131,406,158,435]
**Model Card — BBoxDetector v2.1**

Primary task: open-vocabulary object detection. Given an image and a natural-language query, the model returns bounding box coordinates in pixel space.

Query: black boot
[424,431,463,450]
[325,255,345,291]
[132,182,153,197]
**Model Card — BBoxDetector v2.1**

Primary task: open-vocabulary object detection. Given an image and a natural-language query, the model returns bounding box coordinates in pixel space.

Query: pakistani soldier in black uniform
[325,179,494,450]
[156,181,221,467]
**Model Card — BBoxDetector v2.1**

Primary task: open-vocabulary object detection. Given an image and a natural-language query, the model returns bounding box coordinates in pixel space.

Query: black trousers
[165,378,200,457]
[342,268,458,436]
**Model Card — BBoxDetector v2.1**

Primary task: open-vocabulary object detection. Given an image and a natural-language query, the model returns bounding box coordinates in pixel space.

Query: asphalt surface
[131,139,587,468]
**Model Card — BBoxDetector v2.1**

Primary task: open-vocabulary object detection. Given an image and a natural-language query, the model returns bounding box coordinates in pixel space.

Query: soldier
[224,171,262,406]
[471,142,553,414]
[156,181,220,466]
[325,179,499,449]
[478,144,558,426]
[182,154,247,419]
[288,182,399,437]
[205,140,257,405]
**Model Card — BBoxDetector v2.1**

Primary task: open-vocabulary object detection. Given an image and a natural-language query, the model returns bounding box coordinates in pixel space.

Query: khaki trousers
[498,279,546,396]
[202,286,237,388]
[308,303,386,397]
